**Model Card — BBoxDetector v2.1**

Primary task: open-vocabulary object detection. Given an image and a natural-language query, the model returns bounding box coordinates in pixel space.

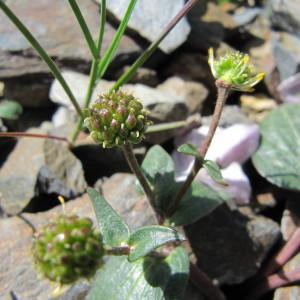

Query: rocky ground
[0,0,300,299]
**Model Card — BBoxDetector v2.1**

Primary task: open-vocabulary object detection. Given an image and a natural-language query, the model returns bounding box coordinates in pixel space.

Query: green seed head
[208,48,264,92]
[33,215,104,284]
[84,90,152,148]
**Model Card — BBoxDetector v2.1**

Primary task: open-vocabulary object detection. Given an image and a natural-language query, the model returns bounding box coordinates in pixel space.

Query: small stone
[277,73,300,104]
[272,31,300,81]
[0,126,87,215]
[157,77,208,113]
[268,0,300,37]
[103,0,190,53]
[187,2,236,51]
[186,204,281,285]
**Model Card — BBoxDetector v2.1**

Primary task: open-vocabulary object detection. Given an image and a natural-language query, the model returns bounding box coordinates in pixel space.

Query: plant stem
[246,267,300,300]
[122,141,160,223]
[190,263,226,300]
[0,132,69,143]
[71,59,99,142]
[0,1,83,118]
[68,0,98,59]
[111,0,199,91]
[97,0,106,53]
[167,81,231,216]
[262,227,300,277]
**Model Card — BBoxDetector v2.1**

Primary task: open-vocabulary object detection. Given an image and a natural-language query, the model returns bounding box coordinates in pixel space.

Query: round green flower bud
[84,90,152,148]
[33,215,104,284]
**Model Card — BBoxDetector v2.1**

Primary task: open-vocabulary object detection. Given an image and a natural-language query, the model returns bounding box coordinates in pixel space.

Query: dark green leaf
[252,104,300,191]
[87,188,130,247]
[170,181,228,226]
[88,247,189,300]
[177,143,201,160]
[203,160,227,186]
[141,145,178,212]
[0,100,22,120]
[128,226,185,262]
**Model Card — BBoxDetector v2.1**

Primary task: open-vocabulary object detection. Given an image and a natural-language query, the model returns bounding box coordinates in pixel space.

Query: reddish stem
[246,267,300,300]
[167,82,231,216]
[190,263,226,300]
[262,227,300,277]
[0,132,69,143]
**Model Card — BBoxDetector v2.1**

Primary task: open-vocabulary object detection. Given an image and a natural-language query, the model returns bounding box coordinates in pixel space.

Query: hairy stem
[122,141,161,223]
[190,263,226,300]
[167,82,231,216]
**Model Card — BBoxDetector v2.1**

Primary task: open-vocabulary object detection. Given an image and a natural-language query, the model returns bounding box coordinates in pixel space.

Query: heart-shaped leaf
[88,247,189,300]
[0,100,22,120]
[170,181,228,226]
[87,188,130,247]
[128,226,185,262]
[252,104,300,191]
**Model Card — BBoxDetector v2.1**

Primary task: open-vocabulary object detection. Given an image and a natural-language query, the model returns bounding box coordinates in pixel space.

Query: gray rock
[0,172,157,299]
[4,78,51,108]
[0,0,141,79]
[0,126,87,215]
[104,0,190,53]
[186,205,281,285]
[272,31,300,81]
[202,105,253,127]
[274,200,300,300]
[187,2,237,51]
[268,0,300,37]
[232,7,262,27]
[157,77,208,113]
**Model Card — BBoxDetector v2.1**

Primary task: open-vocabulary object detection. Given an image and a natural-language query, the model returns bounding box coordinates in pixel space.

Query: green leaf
[141,145,177,212]
[203,160,228,186]
[0,100,22,120]
[97,0,137,78]
[252,104,300,191]
[177,143,201,160]
[88,247,189,300]
[68,0,98,59]
[128,226,185,262]
[87,188,130,247]
[170,181,227,226]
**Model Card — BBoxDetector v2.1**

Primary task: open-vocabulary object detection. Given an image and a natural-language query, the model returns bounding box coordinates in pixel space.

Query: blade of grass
[97,0,106,53]
[71,0,106,142]
[97,0,138,79]
[68,0,98,59]
[111,0,199,91]
[0,1,83,117]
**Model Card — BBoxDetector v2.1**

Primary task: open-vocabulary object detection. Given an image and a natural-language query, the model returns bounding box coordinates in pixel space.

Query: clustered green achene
[208,48,264,92]
[84,90,152,148]
[33,215,104,284]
